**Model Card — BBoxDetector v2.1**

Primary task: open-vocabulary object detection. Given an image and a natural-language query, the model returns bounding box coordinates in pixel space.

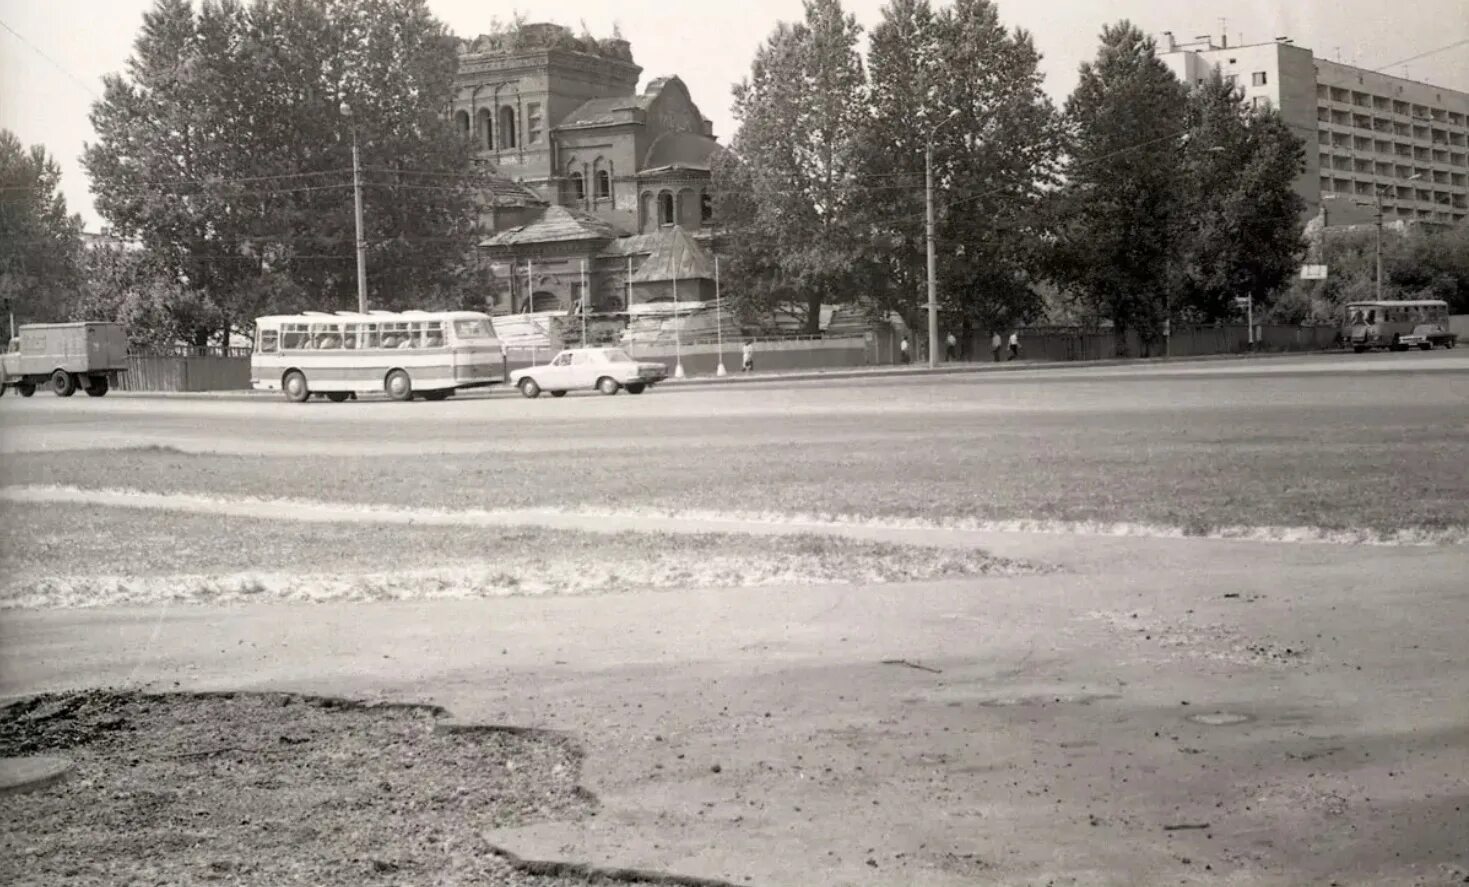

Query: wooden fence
[116,353,251,392]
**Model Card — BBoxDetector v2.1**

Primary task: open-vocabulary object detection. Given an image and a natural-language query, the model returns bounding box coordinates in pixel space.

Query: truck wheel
[84,376,110,397]
[384,369,413,402]
[51,370,77,397]
[283,370,309,403]
[17,382,35,397]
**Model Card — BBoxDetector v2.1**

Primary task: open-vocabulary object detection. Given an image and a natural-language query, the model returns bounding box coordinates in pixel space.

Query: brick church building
[451,23,724,327]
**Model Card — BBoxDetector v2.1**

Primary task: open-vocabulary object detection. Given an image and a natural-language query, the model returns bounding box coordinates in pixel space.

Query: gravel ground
[0,691,727,886]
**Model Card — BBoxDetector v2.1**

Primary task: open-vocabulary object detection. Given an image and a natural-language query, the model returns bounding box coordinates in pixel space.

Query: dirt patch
[0,690,720,886]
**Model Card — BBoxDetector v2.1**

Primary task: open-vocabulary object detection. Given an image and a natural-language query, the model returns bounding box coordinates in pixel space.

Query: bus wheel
[325,391,350,403]
[283,370,309,403]
[385,369,413,402]
[51,370,77,397]
[17,382,35,397]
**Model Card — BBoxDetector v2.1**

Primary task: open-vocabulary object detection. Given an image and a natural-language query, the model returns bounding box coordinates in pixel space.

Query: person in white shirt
[741,340,755,373]
[1008,331,1020,361]
[945,332,958,362]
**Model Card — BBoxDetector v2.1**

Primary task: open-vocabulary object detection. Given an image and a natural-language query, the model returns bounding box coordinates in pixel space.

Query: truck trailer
[0,322,129,397]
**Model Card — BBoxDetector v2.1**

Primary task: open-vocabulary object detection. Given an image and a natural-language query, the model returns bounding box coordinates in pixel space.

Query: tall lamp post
[925,110,961,369]
[340,101,368,314]
[1375,173,1421,301]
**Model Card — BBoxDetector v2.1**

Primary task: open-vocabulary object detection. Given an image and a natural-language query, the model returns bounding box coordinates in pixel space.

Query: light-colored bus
[1343,300,1456,352]
[251,310,504,402]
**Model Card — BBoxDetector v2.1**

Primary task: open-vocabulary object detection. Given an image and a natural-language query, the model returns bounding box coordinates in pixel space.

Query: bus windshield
[454,318,493,339]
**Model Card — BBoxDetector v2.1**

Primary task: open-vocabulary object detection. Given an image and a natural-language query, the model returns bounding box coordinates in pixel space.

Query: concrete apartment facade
[1160,34,1469,227]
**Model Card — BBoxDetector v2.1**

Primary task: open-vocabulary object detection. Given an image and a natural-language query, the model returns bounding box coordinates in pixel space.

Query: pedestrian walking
[991,331,1003,363]
[945,332,958,362]
[1008,330,1020,361]
[741,339,755,373]
[899,337,910,364]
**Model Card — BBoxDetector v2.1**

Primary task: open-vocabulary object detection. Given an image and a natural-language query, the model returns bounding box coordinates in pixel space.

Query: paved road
[2,349,1466,457]
[2,350,1468,886]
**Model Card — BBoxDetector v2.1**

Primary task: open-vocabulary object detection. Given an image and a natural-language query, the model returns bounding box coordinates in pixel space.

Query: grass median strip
[0,501,1035,609]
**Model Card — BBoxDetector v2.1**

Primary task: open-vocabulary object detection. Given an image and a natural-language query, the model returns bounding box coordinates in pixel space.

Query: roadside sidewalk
[111,349,1340,401]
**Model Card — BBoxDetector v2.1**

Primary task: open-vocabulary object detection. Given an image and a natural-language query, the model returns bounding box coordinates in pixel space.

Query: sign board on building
[1300,264,1328,280]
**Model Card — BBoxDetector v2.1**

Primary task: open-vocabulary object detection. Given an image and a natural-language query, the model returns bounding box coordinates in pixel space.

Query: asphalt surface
[2,350,1468,886]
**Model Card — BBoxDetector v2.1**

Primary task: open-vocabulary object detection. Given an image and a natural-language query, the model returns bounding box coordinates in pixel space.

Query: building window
[701,192,712,223]
[1224,74,1237,87]
[1252,71,1267,86]
[454,110,470,137]
[527,103,542,144]
[477,109,493,150]
[1252,96,1270,111]
[658,191,675,226]
[499,106,517,149]
[570,172,586,203]
[595,169,611,200]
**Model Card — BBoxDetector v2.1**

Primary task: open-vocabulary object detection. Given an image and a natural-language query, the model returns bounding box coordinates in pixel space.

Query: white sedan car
[510,347,669,398]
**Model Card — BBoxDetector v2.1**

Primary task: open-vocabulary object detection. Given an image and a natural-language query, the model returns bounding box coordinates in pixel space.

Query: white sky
[1,0,1464,230]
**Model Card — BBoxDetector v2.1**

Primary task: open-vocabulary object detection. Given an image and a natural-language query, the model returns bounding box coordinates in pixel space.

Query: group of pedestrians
[898,330,1021,363]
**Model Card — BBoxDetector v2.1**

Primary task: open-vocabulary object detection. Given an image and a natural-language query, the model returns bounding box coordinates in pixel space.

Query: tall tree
[860,0,1060,342]
[0,130,83,326]
[1177,72,1306,322]
[1050,22,1188,355]
[715,0,870,333]
[85,0,485,346]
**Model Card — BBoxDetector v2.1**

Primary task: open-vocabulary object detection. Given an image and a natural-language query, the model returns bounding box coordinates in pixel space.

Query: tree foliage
[859,0,1060,338]
[84,0,486,346]
[1275,224,1469,323]
[1177,72,1306,322]
[0,130,83,325]
[714,0,871,333]
[1048,22,1188,354]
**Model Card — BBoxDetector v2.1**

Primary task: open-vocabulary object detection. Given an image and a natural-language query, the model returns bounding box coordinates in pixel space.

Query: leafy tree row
[714,1,1310,353]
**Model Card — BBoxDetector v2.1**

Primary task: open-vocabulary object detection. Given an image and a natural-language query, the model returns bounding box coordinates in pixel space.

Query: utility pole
[341,101,368,314]
[924,110,959,370]
[1375,188,1383,302]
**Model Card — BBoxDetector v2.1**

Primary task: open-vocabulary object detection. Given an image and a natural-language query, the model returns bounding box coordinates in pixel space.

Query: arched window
[677,188,696,227]
[640,192,654,230]
[499,106,517,149]
[658,190,675,226]
[570,172,586,203]
[700,191,713,223]
[454,110,470,137]
[476,108,493,150]
[595,169,611,200]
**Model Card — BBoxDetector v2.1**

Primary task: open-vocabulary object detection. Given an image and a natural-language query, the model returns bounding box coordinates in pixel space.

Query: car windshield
[599,348,634,363]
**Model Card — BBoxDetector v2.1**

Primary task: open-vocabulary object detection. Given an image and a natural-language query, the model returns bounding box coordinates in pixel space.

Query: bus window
[424,321,444,348]
[453,318,492,339]
[359,323,380,349]
[282,324,311,350]
[311,324,341,349]
[258,328,279,353]
[1366,310,1376,324]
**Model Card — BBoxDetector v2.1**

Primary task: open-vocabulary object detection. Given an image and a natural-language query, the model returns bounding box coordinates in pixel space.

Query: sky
[1,0,1465,230]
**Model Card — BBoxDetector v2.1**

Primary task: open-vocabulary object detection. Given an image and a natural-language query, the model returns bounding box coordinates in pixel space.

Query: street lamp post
[1377,173,1421,301]
[341,101,368,314]
[925,110,961,369]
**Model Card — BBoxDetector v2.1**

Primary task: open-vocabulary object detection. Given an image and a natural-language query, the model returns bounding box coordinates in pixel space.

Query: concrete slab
[0,755,73,795]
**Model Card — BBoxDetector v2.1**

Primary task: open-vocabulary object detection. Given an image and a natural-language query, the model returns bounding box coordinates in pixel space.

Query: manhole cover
[1188,712,1251,726]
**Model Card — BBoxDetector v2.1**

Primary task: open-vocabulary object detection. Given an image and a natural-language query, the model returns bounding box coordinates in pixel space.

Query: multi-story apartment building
[1160,33,1469,227]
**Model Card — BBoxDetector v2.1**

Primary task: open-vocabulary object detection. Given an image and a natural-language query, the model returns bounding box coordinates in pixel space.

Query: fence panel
[116,355,250,392]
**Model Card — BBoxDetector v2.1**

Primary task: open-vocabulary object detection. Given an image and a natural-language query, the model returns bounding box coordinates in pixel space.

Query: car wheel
[17,382,36,397]
[519,378,541,399]
[325,391,351,403]
[625,382,646,394]
[283,370,309,403]
[51,370,77,397]
[597,376,619,396]
[385,369,413,402]
[550,390,567,398]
